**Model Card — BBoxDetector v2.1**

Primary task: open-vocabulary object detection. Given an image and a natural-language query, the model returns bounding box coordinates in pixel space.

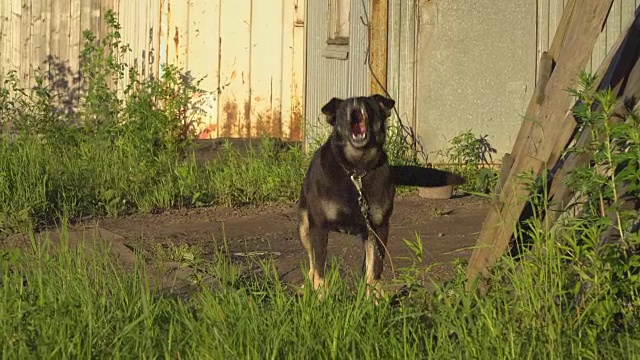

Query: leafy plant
[436,130,498,194]
[0,11,310,233]
[445,130,496,168]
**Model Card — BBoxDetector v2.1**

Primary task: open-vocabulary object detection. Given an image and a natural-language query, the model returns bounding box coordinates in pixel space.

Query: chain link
[349,173,384,260]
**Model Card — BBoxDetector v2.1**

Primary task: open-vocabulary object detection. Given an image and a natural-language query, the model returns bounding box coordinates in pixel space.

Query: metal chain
[349,173,385,260]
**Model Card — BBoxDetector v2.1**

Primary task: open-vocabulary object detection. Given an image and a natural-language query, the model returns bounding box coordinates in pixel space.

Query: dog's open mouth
[350,108,367,142]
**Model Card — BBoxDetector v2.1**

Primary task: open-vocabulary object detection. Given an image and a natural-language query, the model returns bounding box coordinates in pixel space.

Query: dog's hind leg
[358,232,369,277]
[364,223,389,298]
[298,209,329,292]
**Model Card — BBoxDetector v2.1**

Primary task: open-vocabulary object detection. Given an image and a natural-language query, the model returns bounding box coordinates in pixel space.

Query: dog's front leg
[298,209,329,292]
[364,223,389,298]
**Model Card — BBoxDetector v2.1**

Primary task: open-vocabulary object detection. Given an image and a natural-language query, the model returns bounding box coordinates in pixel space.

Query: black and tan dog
[298,94,396,297]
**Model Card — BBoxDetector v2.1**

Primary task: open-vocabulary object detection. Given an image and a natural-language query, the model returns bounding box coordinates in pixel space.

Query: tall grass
[2,208,640,359]
[0,10,421,233]
[0,133,307,232]
[0,11,309,233]
[2,11,640,359]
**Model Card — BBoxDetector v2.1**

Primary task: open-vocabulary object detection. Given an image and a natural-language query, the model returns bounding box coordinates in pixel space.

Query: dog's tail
[390,165,465,187]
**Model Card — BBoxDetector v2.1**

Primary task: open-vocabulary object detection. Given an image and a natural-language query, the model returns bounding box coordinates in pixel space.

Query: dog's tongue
[352,120,366,135]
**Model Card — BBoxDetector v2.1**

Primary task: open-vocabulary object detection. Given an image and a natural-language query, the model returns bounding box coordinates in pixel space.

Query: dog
[297,94,396,298]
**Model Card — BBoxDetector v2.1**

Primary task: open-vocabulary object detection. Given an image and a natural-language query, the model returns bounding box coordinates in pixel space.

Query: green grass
[2,220,640,359]
[2,11,640,359]
[0,133,307,233]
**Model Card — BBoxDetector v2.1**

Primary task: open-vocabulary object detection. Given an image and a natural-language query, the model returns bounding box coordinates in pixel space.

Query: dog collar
[339,162,367,179]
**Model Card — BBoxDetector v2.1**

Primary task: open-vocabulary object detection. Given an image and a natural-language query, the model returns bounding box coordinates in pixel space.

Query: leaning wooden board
[545,15,640,229]
[509,0,578,163]
[466,0,615,281]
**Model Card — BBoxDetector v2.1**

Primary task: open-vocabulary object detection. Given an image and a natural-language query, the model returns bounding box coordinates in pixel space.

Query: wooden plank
[69,0,81,98]
[290,0,305,142]
[141,0,150,79]
[279,0,295,140]
[80,0,90,34]
[50,0,61,76]
[158,0,168,79]
[512,0,577,162]
[10,0,22,86]
[31,0,44,83]
[545,13,640,229]
[606,0,621,55]
[145,0,158,80]
[467,0,615,282]
[547,0,576,60]
[187,0,220,139]
[218,0,251,138]
[165,0,188,70]
[533,51,553,105]
[621,0,637,29]
[117,0,128,97]
[137,0,146,78]
[0,0,4,79]
[538,0,550,57]
[58,0,70,86]
[42,0,51,85]
[101,0,116,90]
[0,0,8,81]
[21,0,32,88]
[250,0,284,138]
[89,0,100,39]
[369,0,388,95]
[100,0,112,40]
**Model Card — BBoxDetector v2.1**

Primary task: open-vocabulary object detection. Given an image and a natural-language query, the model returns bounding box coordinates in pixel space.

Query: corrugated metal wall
[0,0,305,141]
[387,0,418,131]
[536,0,640,82]
[151,0,306,140]
[0,0,118,107]
[119,1,161,85]
[304,0,371,148]
[383,0,640,161]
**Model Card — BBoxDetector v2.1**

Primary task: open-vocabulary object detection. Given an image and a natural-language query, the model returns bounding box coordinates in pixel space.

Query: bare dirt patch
[98,192,488,284]
[3,192,489,296]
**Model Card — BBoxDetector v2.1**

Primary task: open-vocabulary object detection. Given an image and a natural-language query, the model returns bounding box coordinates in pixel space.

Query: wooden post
[509,0,577,162]
[466,0,615,282]
[369,0,388,95]
[545,14,640,229]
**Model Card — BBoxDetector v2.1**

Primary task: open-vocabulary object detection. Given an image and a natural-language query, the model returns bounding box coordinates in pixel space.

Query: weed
[435,130,499,194]
[0,12,308,233]
[1,9,640,358]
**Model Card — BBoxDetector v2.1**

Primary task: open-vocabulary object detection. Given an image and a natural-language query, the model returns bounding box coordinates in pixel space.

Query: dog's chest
[319,188,388,234]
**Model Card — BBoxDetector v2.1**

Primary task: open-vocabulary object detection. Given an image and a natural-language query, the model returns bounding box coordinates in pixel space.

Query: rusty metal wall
[304,0,371,149]
[150,0,306,141]
[387,0,418,131]
[0,0,305,141]
[119,0,161,87]
[413,0,537,160]
[536,0,640,80]
[0,0,119,97]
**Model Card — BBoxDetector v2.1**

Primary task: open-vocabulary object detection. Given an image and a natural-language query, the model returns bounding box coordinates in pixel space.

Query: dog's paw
[299,280,329,302]
[366,282,386,305]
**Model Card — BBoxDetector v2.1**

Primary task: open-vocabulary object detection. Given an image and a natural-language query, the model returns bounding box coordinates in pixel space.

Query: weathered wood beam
[369,0,388,94]
[508,0,579,163]
[466,0,615,282]
[545,14,640,229]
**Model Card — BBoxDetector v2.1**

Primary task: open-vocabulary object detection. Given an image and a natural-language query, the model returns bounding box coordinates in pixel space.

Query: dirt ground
[4,191,489,295]
[2,138,491,295]
[118,192,488,288]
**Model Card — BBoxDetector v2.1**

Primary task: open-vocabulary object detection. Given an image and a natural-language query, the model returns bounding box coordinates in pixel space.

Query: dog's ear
[321,97,343,126]
[371,94,395,117]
